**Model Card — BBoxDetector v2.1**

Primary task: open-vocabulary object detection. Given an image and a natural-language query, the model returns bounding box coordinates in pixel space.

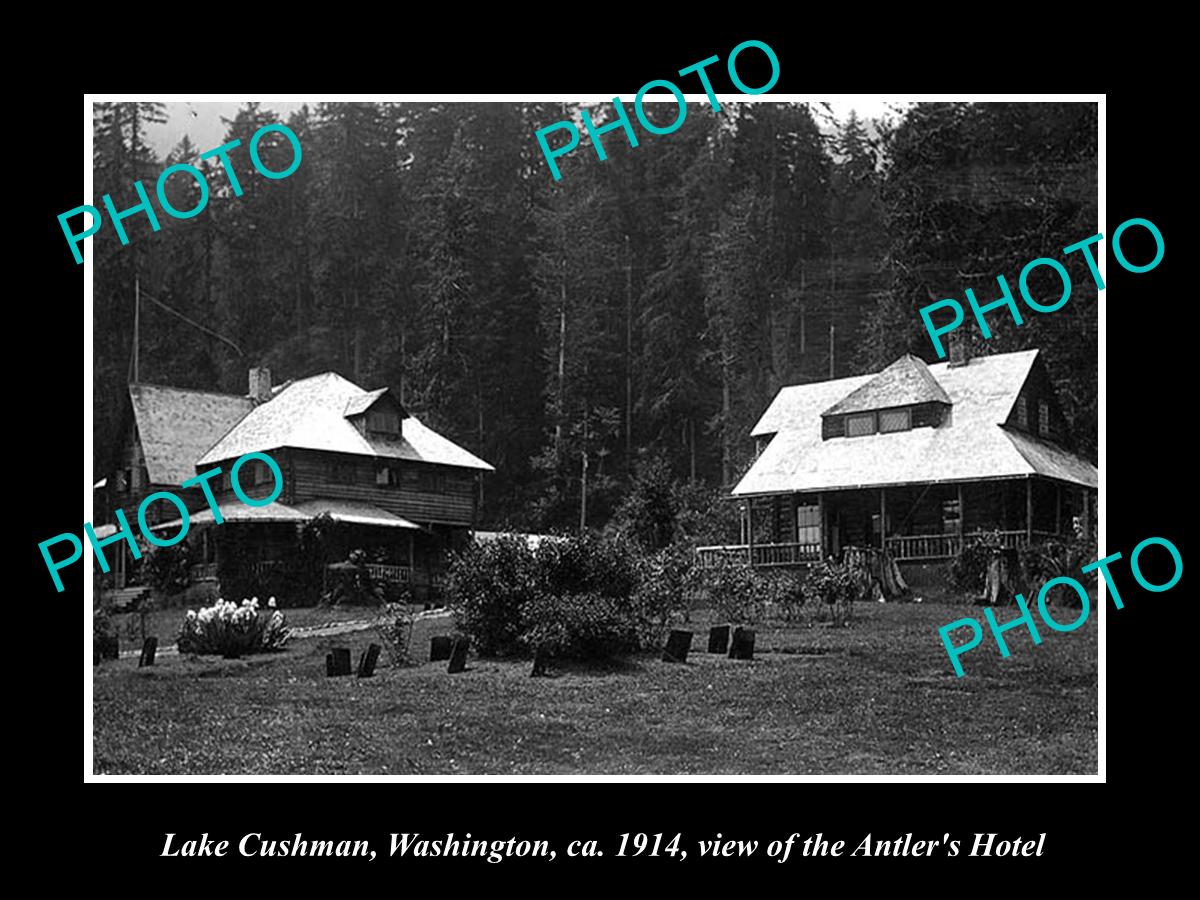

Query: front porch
[697,477,1094,567]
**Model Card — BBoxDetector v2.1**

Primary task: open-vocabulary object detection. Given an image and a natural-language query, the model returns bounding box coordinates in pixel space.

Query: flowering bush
[176,596,290,656]
[805,558,857,627]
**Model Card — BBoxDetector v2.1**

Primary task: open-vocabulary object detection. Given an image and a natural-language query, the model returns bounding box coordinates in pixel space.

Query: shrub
[1025,535,1098,594]
[520,591,641,661]
[373,601,414,667]
[951,530,1004,594]
[805,558,857,627]
[695,559,765,625]
[448,533,661,660]
[760,569,806,623]
[536,531,641,601]
[142,541,192,595]
[446,536,540,657]
[93,603,118,661]
[631,543,695,646]
[176,597,290,656]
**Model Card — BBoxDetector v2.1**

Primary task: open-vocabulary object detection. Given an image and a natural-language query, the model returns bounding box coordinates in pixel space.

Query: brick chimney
[248,367,272,402]
[948,331,970,368]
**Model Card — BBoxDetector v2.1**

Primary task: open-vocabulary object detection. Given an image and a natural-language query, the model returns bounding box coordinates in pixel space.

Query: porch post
[1055,483,1062,535]
[879,488,887,551]
[746,499,755,566]
[957,482,964,554]
[1025,477,1033,544]
[818,492,826,558]
[408,531,415,572]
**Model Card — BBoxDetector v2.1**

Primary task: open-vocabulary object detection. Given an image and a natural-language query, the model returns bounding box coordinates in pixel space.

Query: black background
[26,26,1178,887]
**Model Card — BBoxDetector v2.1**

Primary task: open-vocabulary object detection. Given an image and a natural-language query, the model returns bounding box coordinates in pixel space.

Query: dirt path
[117,608,453,660]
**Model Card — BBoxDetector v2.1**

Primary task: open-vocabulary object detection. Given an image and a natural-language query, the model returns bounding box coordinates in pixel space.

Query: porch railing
[698,530,1063,567]
[189,562,218,582]
[696,542,822,568]
[364,563,411,584]
[885,529,1060,561]
[252,560,283,579]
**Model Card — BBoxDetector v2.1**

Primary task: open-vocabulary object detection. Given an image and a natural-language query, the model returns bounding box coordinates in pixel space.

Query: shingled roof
[197,372,494,471]
[821,353,951,417]
[128,384,252,485]
[734,349,1097,495]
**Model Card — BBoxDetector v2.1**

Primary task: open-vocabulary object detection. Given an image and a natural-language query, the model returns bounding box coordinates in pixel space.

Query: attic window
[1017,396,1028,429]
[879,409,911,433]
[845,413,877,437]
[376,464,402,486]
[367,410,401,435]
[1038,401,1050,437]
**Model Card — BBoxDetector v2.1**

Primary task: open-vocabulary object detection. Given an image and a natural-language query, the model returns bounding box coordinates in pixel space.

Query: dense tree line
[91,100,1098,532]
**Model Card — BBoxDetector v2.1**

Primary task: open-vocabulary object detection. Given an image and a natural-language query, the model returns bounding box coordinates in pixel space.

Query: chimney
[948,331,970,368]
[249,367,272,402]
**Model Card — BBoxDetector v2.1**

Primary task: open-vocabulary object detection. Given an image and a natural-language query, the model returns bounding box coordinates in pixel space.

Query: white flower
[186,610,197,620]
[267,597,277,609]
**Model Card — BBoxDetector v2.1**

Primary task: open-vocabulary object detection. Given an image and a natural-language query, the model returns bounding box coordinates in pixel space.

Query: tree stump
[708,625,730,654]
[662,629,692,663]
[531,650,549,677]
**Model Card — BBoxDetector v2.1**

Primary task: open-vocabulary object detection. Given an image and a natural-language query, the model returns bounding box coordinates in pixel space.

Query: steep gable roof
[821,353,951,417]
[734,349,1097,494]
[197,372,494,471]
[128,384,253,485]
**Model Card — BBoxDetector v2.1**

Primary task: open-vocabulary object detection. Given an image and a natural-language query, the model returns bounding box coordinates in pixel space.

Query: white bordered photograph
[81,94,1101,778]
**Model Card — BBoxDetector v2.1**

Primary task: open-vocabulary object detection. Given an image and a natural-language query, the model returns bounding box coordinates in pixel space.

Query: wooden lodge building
[98,368,493,600]
[698,345,1098,573]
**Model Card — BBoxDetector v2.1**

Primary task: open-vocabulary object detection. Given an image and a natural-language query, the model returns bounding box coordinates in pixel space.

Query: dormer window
[1016,396,1028,429]
[846,413,876,437]
[1038,401,1050,437]
[367,410,401,436]
[879,408,911,433]
[819,353,950,441]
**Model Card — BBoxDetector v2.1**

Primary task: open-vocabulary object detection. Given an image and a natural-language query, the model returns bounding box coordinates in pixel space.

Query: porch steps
[103,586,152,612]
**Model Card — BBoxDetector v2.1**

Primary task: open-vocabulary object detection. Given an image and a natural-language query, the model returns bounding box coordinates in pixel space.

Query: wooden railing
[364,563,411,584]
[190,562,218,582]
[699,531,1064,567]
[885,530,1060,561]
[695,543,822,568]
[753,542,823,566]
[252,560,283,579]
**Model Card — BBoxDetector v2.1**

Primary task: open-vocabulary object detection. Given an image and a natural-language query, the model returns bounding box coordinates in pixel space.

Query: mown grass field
[92,602,1097,775]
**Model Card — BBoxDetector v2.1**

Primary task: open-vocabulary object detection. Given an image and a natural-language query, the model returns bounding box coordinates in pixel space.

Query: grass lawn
[92,602,1097,775]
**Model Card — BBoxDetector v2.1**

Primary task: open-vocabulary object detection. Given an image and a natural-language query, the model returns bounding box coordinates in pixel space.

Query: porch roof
[147,498,421,532]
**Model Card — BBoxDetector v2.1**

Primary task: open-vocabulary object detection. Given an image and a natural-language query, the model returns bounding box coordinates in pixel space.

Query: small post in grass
[708,625,730,654]
[447,637,469,674]
[326,647,352,676]
[430,635,454,662]
[728,627,755,660]
[138,636,157,668]
[662,629,692,663]
[357,643,382,678]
